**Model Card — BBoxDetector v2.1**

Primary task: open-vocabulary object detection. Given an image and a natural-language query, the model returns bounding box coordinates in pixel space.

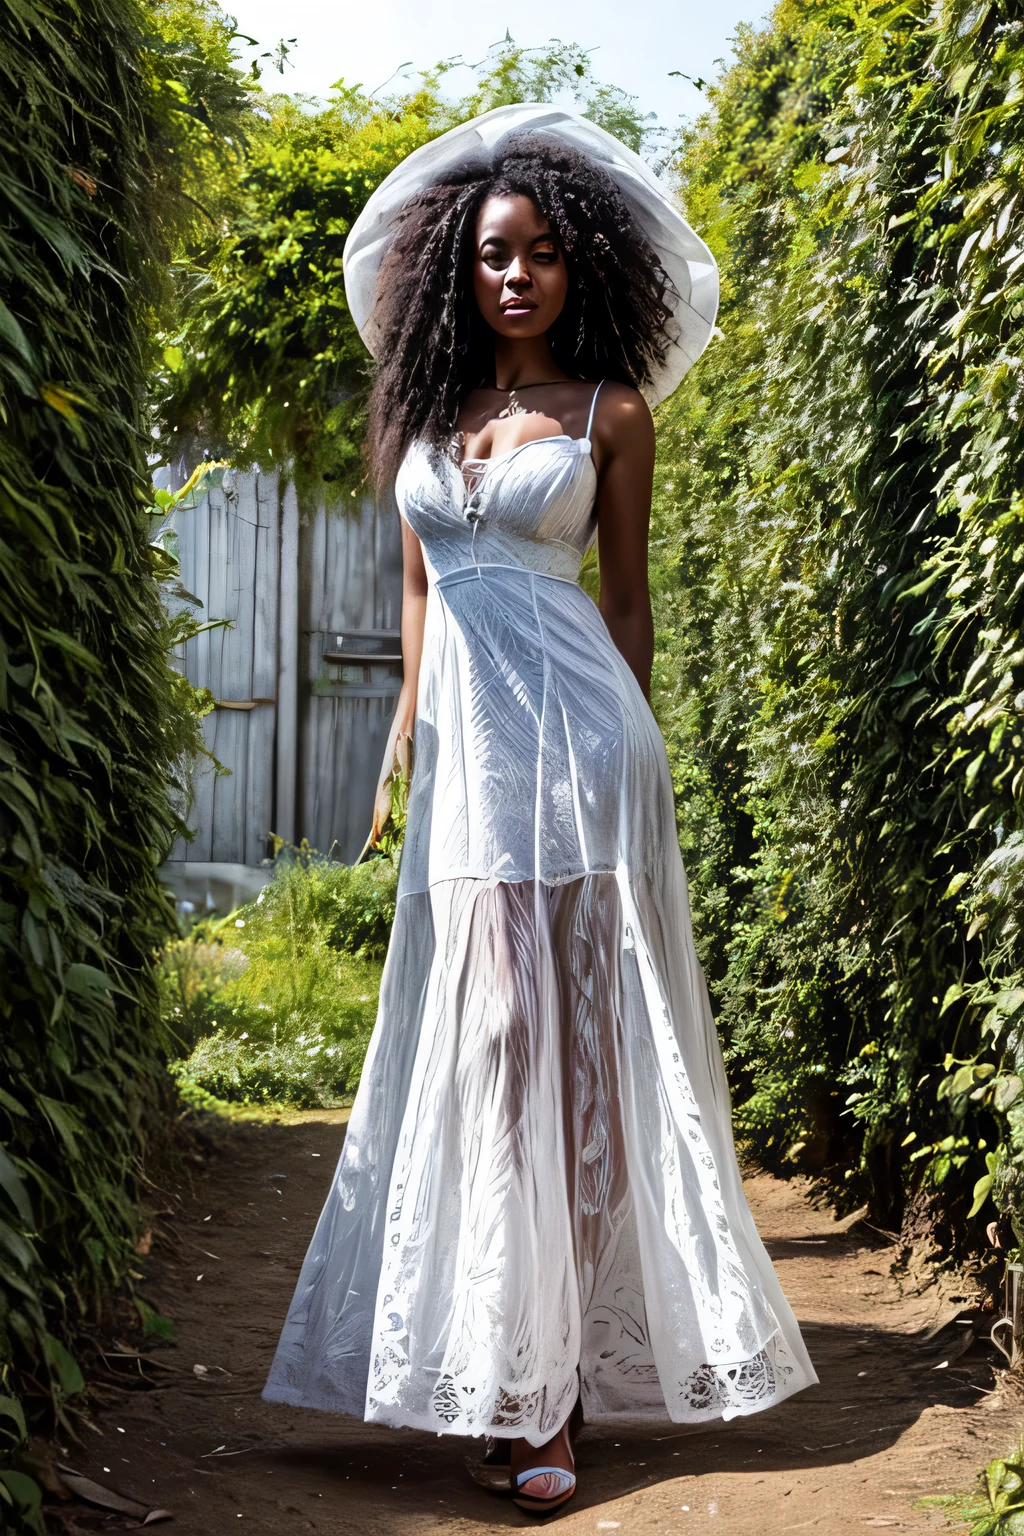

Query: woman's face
[472,194,569,340]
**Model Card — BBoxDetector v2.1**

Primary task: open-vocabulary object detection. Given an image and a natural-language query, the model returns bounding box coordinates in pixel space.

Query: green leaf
[0,1145,33,1224]
[36,1096,80,1158]
[43,1333,85,1395]
[0,298,35,366]
[0,1470,44,1533]
[940,983,965,1015]
[0,1394,27,1441]
[134,1297,175,1340]
[965,751,987,791]
[0,1217,35,1272]
[63,962,118,998]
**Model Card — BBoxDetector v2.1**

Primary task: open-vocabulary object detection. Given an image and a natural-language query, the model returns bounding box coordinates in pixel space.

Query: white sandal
[512,1463,577,1513]
[509,1395,582,1514]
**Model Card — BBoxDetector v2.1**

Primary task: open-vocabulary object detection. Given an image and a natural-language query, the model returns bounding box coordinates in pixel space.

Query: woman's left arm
[594,387,656,700]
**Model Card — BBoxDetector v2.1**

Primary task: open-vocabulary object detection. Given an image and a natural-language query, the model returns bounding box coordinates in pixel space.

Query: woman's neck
[492,335,570,392]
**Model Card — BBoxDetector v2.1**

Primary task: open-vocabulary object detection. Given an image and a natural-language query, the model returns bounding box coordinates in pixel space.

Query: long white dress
[263,386,817,1447]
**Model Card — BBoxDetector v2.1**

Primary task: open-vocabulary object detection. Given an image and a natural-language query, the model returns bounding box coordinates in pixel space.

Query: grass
[159,847,397,1108]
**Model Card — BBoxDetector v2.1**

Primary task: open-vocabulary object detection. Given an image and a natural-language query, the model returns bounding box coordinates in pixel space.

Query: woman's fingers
[370,730,414,845]
[371,777,393,842]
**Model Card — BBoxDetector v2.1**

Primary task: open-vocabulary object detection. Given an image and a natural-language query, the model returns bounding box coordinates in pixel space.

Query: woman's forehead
[475,193,551,241]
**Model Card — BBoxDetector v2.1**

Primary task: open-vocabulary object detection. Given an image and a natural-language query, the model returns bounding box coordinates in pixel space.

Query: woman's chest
[397,437,599,556]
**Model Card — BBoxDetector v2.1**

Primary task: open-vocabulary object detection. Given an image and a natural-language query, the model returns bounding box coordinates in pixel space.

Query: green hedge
[654,0,1024,1245]
[0,0,240,1497]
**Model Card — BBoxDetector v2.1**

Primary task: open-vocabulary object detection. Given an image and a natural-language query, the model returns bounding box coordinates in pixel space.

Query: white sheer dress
[263,385,818,1446]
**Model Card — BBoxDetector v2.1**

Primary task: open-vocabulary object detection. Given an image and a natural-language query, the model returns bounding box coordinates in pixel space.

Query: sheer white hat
[343,102,719,406]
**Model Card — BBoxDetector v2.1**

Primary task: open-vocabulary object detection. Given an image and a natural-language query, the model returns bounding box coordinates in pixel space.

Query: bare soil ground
[49,1109,1024,1535]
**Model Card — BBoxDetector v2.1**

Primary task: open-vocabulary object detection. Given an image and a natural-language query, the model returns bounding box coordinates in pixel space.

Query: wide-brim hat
[343,103,719,407]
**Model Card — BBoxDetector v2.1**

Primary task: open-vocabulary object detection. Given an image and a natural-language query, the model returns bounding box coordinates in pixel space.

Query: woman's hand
[371,698,415,844]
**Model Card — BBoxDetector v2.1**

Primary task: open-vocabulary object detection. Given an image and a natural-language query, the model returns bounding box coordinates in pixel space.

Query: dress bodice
[394,387,603,584]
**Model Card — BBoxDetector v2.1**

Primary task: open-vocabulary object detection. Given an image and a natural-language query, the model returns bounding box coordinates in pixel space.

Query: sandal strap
[515,1467,576,1491]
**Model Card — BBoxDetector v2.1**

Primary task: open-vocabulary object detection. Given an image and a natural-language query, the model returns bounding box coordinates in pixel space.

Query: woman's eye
[534,249,558,264]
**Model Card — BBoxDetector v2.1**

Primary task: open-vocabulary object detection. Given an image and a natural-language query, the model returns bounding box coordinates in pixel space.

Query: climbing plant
[653,0,1024,1247]
[0,0,258,1515]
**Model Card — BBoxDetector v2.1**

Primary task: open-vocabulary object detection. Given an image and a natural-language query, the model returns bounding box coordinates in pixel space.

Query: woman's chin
[488,314,553,339]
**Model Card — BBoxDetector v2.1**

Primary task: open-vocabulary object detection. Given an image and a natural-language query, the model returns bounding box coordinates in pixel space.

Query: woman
[264,104,817,1515]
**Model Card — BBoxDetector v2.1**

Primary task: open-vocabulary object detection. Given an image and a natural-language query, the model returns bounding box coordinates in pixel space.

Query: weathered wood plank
[275,477,300,845]
[295,494,404,861]
[210,708,246,862]
[246,469,280,862]
[374,492,404,629]
[189,491,212,697]
[186,713,218,862]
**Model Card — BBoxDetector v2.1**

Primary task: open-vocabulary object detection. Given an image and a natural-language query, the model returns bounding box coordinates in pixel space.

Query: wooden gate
[162,465,403,867]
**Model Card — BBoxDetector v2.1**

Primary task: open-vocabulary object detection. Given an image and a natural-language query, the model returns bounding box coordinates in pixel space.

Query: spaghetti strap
[584,380,603,442]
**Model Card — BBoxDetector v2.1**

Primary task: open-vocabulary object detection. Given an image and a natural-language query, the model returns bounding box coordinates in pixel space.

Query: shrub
[163,851,397,1106]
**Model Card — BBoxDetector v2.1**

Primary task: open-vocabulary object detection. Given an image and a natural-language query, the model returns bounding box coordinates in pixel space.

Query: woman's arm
[593,386,656,700]
[371,515,429,840]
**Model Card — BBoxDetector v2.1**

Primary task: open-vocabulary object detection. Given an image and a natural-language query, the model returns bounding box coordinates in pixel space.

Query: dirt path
[58,1110,1022,1534]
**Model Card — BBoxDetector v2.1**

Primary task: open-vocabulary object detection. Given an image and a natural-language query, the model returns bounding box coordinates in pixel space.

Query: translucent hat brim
[343,103,719,408]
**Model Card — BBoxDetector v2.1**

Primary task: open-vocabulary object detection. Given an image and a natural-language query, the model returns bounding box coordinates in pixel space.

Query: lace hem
[678,1330,801,1421]
[365,1330,808,1439]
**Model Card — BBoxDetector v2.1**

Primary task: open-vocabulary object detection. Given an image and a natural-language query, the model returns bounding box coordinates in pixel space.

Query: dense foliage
[653,0,1024,1247]
[154,37,652,497]
[0,0,258,1517]
[165,849,396,1108]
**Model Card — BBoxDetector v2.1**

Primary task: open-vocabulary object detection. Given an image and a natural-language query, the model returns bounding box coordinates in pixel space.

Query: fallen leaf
[135,1231,153,1257]
[57,1469,150,1520]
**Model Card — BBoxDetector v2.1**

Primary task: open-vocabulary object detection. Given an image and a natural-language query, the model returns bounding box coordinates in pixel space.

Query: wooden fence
[159,464,403,868]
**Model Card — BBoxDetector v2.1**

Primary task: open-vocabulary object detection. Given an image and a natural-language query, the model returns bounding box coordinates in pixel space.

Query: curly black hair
[364,132,676,488]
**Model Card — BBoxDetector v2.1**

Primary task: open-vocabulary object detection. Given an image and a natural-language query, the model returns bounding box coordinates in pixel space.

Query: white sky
[226,0,772,127]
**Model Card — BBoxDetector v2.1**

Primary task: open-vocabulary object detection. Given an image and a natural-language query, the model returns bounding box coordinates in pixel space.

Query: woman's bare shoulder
[592,381,654,450]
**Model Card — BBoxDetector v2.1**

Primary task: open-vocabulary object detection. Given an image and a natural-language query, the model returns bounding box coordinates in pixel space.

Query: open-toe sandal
[511,1464,577,1514]
[510,1396,583,1514]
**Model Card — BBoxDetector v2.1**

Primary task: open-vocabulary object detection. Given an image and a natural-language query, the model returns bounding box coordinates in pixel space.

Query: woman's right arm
[371,516,429,841]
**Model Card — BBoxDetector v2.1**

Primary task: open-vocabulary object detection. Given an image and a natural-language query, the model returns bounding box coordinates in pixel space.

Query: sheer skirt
[263,865,816,1445]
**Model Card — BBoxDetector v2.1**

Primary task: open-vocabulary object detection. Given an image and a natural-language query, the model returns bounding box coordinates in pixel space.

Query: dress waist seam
[395,863,661,902]
[434,563,582,591]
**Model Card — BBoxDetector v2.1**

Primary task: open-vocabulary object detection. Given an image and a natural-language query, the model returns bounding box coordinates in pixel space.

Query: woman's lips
[501,301,537,315]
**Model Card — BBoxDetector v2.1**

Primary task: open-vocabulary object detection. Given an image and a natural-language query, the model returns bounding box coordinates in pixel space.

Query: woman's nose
[504,256,532,288]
